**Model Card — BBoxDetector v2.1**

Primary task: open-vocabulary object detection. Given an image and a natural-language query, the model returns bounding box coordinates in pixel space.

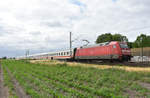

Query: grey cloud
[1,0,150,57]
[40,19,74,28]
[30,31,42,35]
[42,21,63,27]
[0,46,23,57]
[44,35,68,44]
[0,25,7,36]
[0,26,14,36]
[0,23,24,37]
[17,38,39,45]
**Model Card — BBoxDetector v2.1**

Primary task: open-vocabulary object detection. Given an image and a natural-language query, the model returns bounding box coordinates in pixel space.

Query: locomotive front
[119,42,131,61]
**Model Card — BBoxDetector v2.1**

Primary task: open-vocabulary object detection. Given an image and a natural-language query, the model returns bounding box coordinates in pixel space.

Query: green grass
[2,66,18,98]
[2,60,150,98]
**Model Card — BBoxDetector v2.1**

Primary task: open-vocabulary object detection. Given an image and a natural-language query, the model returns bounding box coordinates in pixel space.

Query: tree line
[96,33,150,48]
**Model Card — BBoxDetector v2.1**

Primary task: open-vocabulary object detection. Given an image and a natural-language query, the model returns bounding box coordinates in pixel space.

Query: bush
[57,62,68,67]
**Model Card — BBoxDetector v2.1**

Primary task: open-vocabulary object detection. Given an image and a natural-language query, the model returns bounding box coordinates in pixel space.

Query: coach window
[67,52,69,55]
[61,52,63,56]
[70,51,72,55]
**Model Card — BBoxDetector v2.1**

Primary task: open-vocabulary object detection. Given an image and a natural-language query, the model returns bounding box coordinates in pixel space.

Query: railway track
[68,60,150,67]
[98,61,150,67]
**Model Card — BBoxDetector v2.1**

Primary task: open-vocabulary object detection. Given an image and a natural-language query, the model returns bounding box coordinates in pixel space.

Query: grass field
[1,60,150,98]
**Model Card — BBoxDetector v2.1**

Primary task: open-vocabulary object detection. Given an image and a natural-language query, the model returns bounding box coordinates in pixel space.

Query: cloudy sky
[0,0,150,57]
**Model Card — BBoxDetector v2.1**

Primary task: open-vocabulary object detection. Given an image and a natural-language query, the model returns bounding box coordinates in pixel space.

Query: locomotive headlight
[122,50,130,53]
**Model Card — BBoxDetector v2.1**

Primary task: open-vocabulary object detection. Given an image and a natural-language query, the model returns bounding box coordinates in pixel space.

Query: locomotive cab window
[120,43,128,48]
[113,45,116,48]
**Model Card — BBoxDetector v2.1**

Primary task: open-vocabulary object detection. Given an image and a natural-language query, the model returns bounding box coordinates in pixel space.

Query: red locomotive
[74,41,131,61]
[20,41,131,61]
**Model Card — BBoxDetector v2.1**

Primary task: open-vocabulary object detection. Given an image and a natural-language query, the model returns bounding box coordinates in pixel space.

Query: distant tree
[96,33,128,43]
[127,42,133,48]
[132,34,150,48]
[112,34,128,42]
[96,33,113,43]
[2,56,7,59]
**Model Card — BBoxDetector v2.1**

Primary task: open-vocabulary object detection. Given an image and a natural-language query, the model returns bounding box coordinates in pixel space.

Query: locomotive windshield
[120,43,128,48]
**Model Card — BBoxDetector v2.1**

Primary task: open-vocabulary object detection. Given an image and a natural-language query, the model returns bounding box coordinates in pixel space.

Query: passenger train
[17,41,131,61]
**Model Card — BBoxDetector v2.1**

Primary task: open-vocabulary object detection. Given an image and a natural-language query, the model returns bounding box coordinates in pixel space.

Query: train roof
[80,42,110,49]
[19,49,74,58]
[79,41,121,49]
